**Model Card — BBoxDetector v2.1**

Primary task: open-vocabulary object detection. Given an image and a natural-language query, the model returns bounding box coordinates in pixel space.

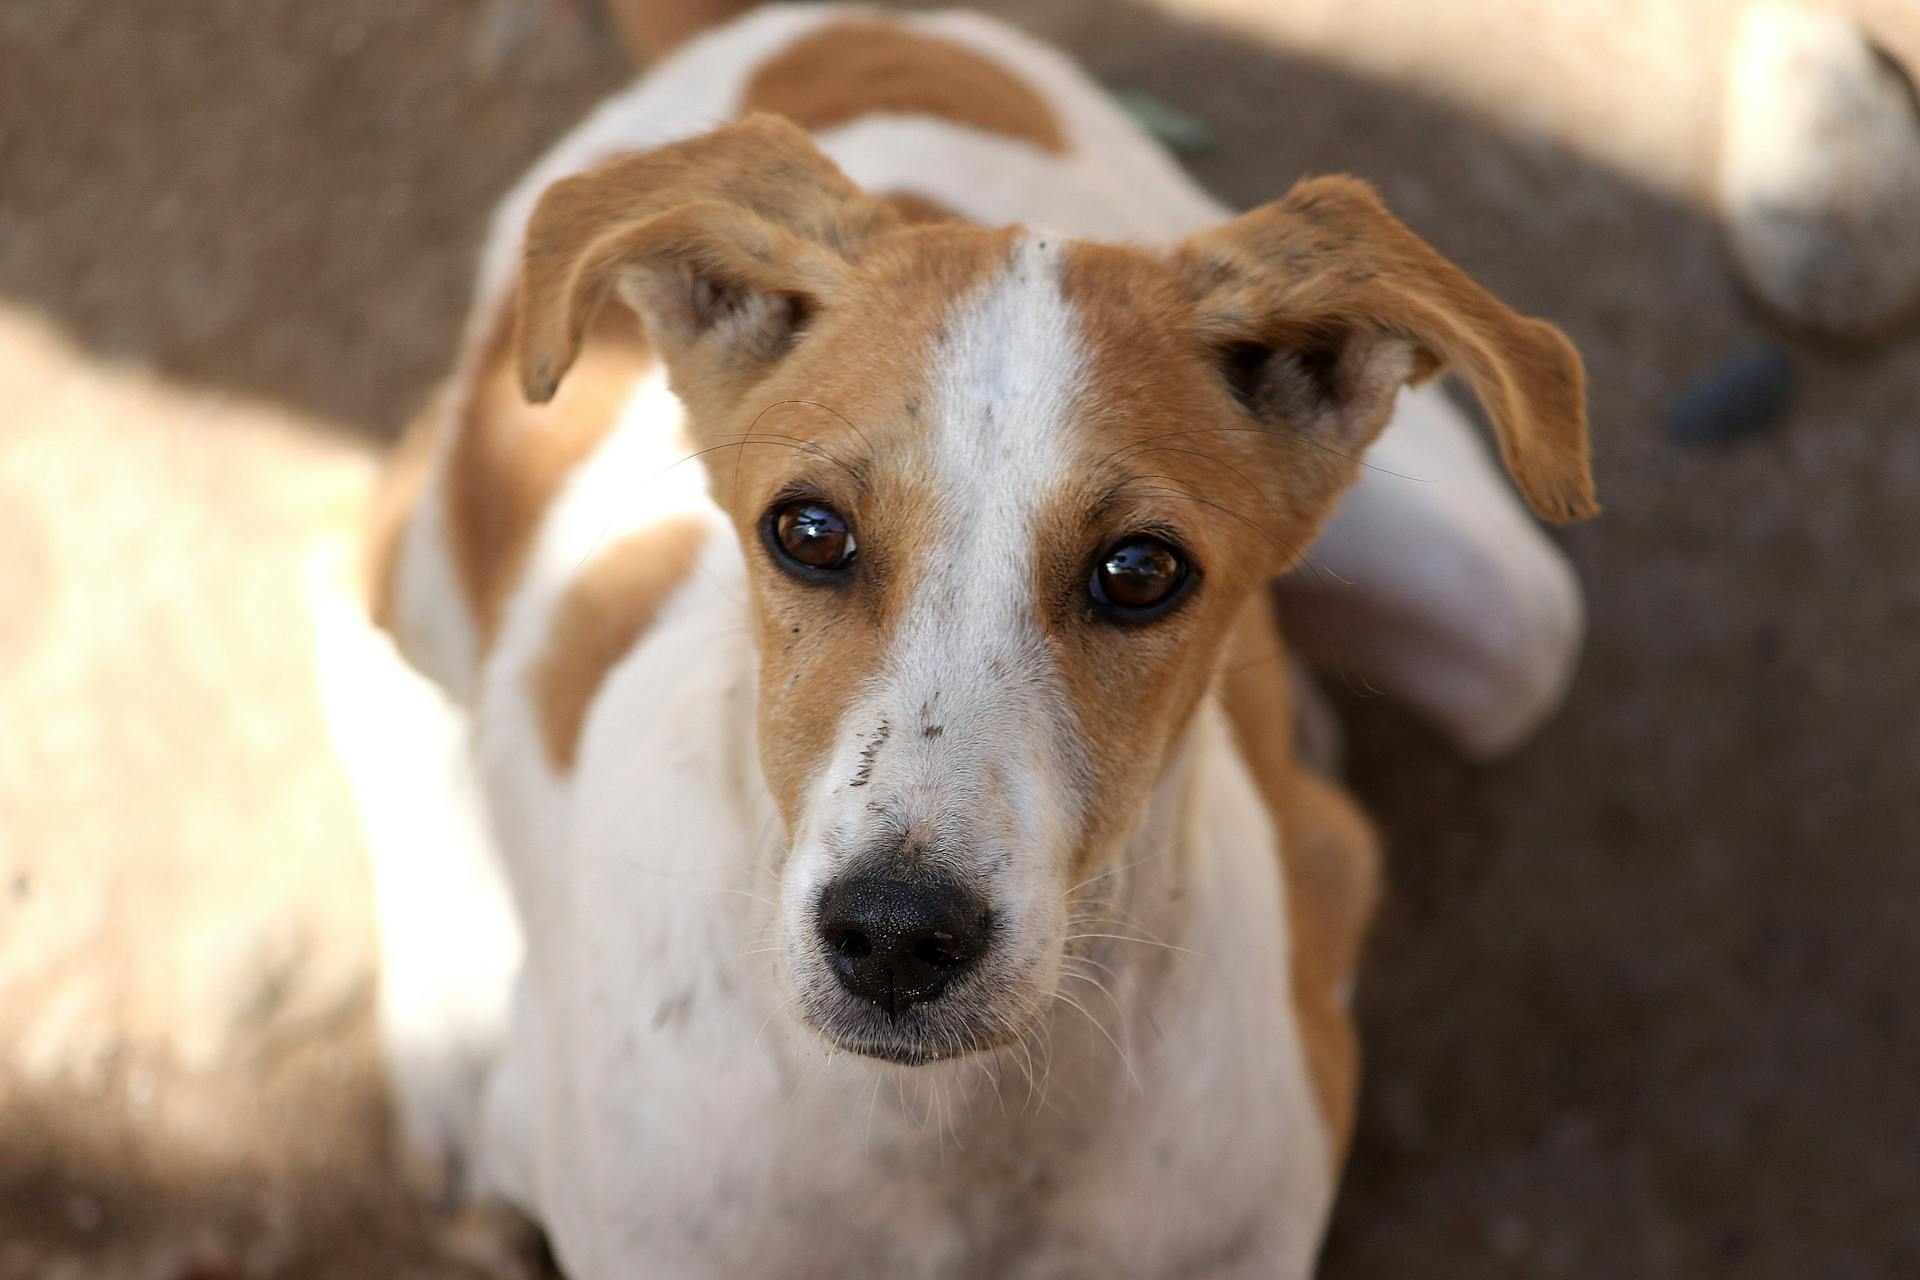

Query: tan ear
[1179,175,1597,523]
[516,114,886,407]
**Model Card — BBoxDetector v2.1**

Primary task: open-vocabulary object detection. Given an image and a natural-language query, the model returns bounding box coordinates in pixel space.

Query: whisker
[1120,477,1316,568]
[1063,931,1200,957]
[1065,848,1167,901]
[1069,899,1192,953]
[702,885,778,908]
[1060,968,1133,1066]
[864,1069,884,1147]
[751,397,876,462]
[1114,444,1281,522]
[1062,952,1124,986]
[1121,479,1358,595]
[1051,989,1140,1093]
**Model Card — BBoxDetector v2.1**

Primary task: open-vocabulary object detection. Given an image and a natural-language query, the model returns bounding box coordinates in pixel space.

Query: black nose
[817,875,989,1017]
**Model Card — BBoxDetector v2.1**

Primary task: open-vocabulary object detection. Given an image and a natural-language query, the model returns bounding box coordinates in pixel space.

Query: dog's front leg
[310,563,523,1200]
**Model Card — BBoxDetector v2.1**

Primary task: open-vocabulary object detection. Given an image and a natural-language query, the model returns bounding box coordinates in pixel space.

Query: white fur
[477,365,711,926]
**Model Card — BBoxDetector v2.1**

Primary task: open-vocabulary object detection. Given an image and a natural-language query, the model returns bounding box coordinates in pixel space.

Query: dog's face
[517,117,1592,1064]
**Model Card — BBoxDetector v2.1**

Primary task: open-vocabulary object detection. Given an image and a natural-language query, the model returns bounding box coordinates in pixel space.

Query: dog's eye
[768,499,857,574]
[1090,537,1191,618]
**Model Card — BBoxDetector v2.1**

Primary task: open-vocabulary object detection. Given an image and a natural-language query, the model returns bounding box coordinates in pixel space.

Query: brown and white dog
[319,5,1595,1276]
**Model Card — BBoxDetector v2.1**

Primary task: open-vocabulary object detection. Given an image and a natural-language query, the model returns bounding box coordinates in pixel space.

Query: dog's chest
[494,650,1331,1278]
[527,964,1324,1280]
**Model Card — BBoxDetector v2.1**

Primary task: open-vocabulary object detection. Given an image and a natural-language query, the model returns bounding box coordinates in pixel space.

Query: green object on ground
[1111,87,1217,157]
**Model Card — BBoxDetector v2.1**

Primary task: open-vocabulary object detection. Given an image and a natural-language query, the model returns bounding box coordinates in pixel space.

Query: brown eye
[1091,537,1191,618]
[769,499,857,574]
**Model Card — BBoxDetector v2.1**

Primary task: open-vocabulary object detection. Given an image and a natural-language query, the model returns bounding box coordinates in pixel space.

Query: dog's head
[517,116,1593,1065]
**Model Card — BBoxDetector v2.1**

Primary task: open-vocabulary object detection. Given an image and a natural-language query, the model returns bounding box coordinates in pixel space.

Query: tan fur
[365,401,443,633]
[516,115,883,410]
[532,515,710,771]
[1220,597,1380,1161]
[448,301,654,647]
[1048,241,1326,874]
[1179,175,1598,524]
[739,20,1068,155]
[876,190,964,227]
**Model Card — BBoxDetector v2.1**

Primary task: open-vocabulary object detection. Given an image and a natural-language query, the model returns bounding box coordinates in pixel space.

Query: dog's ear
[516,114,886,411]
[1178,175,1596,524]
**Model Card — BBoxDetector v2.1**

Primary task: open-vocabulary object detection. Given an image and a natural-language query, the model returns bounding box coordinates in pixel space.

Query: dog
[323,5,1595,1275]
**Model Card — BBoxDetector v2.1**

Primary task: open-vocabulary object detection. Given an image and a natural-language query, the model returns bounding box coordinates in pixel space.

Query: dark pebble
[1670,346,1798,445]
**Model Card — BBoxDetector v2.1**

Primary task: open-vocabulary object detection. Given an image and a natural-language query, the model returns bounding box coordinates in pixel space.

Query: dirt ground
[2,0,1917,1276]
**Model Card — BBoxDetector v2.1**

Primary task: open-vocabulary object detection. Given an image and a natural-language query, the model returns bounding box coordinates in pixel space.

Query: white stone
[1720,2,1920,338]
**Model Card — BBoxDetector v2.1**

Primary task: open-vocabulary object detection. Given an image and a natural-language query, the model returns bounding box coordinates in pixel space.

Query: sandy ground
[1,0,1916,1276]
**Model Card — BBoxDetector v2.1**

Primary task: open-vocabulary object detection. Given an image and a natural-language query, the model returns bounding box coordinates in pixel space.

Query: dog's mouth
[817,1021,971,1067]
[788,948,1048,1068]
[801,999,1036,1067]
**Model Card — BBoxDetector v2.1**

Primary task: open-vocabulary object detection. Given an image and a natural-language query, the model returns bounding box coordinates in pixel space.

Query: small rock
[1671,346,1797,446]
[1719,3,1920,339]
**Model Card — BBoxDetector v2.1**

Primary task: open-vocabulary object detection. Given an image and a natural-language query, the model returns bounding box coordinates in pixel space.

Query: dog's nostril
[816,874,989,1014]
[827,925,872,960]
[911,933,965,969]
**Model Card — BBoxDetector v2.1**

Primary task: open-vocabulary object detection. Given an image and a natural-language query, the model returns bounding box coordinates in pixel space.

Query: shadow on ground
[1,0,1916,1276]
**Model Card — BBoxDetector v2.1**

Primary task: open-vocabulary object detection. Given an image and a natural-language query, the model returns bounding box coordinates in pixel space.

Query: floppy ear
[516,114,889,413]
[1178,175,1596,524]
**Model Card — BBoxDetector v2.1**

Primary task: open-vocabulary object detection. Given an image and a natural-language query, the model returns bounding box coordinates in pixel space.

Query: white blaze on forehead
[863,235,1092,850]
[917,233,1085,635]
